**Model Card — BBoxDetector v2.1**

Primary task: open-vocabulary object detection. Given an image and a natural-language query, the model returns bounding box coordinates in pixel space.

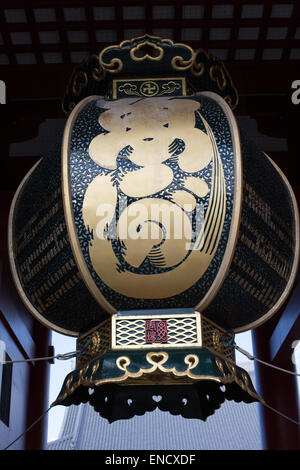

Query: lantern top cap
[62,34,239,115]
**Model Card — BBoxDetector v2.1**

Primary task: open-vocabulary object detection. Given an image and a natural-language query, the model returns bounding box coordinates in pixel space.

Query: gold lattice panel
[201,316,235,361]
[112,312,202,350]
[76,318,111,368]
[76,312,235,366]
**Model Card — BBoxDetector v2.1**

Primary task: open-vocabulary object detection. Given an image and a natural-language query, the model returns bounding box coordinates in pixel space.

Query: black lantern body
[8,36,299,421]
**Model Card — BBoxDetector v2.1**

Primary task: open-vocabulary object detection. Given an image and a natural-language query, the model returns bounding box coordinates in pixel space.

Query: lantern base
[52,347,262,422]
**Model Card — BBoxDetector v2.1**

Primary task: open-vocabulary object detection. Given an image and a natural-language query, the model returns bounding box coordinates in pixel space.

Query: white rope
[0,350,78,365]
[261,401,300,426]
[220,350,300,426]
[1,348,299,450]
[2,389,299,451]
[0,338,91,366]
[1,341,92,450]
[2,338,299,451]
[2,406,52,450]
[234,344,300,377]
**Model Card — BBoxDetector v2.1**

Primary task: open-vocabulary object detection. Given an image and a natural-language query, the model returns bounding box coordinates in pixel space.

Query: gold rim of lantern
[63,92,299,332]
[196,96,300,333]
[233,154,299,333]
[62,95,117,317]
[61,92,243,321]
[194,91,243,327]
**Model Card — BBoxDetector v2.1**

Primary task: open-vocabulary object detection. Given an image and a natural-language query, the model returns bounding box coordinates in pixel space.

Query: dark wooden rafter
[201,0,211,49]
[85,4,97,54]
[55,6,71,65]
[115,1,124,45]
[282,2,300,61]
[0,2,299,188]
[174,1,182,43]
[0,0,299,177]
[23,6,44,65]
[227,1,242,62]
[0,1,299,66]
[0,7,17,66]
[254,2,273,62]
[143,1,153,36]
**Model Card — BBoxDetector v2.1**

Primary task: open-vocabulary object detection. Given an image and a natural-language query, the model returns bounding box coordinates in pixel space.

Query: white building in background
[48,362,262,450]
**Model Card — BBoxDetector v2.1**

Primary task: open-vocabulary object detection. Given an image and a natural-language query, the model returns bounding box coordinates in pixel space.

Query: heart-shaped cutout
[152,395,162,403]
[150,353,165,363]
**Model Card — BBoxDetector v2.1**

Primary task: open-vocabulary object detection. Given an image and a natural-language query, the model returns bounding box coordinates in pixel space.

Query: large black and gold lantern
[8,36,299,422]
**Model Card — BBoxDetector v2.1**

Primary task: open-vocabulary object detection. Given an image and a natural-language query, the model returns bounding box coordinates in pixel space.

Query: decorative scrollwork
[118,82,140,97]
[116,356,131,371]
[52,349,262,409]
[210,64,227,91]
[91,360,100,378]
[146,351,169,366]
[215,357,225,377]
[130,40,164,62]
[72,70,88,97]
[62,54,107,115]
[226,361,237,378]
[62,34,239,114]
[99,34,194,75]
[184,354,199,370]
[191,49,206,77]
[171,55,194,71]
[100,57,123,74]
[92,64,106,82]
[79,364,89,381]
[189,48,238,109]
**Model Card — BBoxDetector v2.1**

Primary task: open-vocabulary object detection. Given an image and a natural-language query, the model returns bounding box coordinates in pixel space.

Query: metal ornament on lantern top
[8,36,299,422]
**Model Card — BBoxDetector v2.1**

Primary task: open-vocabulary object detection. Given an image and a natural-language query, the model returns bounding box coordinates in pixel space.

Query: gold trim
[130,40,164,62]
[76,317,111,368]
[191,48,207,77]
[8,161,78,337]
[114,351,206,383]
[62,95,117,316]
[60,92,298,333]
[62,54,106,115]
[194,91,243,328]
[72,70,88,97]
[171,55,194,71]
[51,350,262,406]
[75,312,234,363]
[63,93,228,310]
[77,317,111,341]
[195,95,299,332]
[191,49,239,110]
[112,77,187,100]
[233,154,300,333]
[209,64,227,91]
[201,315,235,361]
[99,34,194,75]
[218,61,239,110]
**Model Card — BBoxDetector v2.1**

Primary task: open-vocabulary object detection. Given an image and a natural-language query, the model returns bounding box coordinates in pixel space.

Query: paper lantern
[8,36,299,421]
